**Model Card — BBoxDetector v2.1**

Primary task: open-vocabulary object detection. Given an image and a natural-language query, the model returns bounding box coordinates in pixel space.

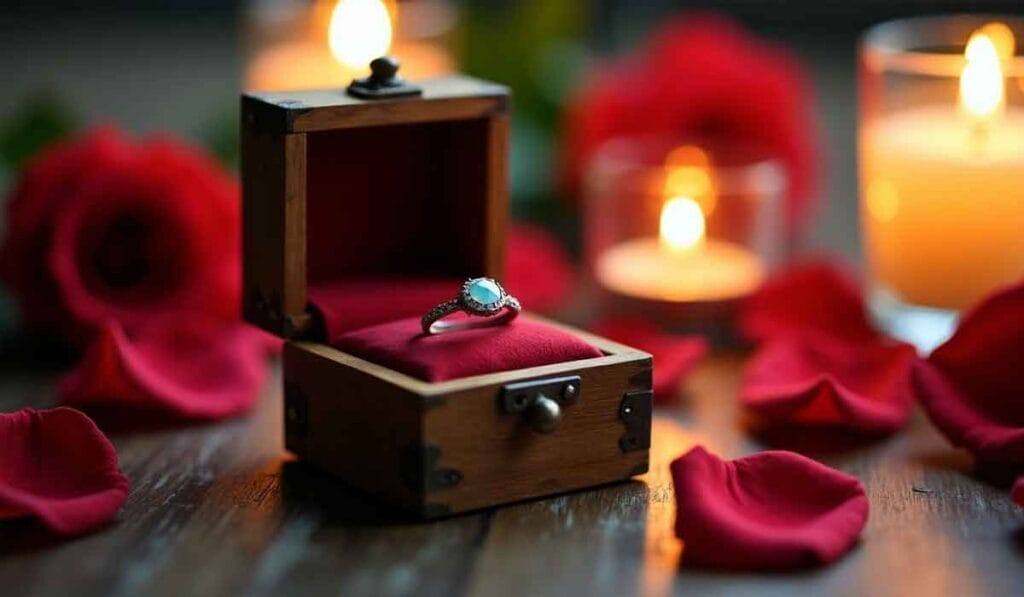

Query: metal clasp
[500,375,581,434]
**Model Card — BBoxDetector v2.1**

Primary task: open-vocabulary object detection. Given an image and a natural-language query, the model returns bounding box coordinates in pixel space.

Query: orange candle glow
[595,194,764,303]
[245,0,452,92]
[861,23,1024,311]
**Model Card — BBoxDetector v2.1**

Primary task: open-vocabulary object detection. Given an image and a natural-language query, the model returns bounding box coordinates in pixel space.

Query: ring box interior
[241,74,653,518]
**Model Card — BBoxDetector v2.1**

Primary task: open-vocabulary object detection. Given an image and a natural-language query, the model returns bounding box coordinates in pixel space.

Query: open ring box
[242,71,652,518]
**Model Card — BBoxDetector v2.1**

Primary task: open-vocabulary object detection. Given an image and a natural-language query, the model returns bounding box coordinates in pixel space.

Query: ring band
[422,277,521,334]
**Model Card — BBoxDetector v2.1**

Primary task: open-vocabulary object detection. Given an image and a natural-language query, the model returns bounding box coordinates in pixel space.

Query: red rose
[1,128,240,344]
[562,13,819,229]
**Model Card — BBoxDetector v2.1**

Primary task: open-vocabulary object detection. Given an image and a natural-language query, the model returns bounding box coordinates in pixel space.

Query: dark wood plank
[0,364,489,597]
[2,355,1023,597]
[463,354,1024,597]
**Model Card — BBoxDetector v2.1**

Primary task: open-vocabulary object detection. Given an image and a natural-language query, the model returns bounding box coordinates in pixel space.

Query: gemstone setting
[461,277,507,314]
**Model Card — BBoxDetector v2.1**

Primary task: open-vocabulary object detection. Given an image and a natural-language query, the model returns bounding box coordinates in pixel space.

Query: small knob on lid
[347,55,422,99]
[368,56,401,85]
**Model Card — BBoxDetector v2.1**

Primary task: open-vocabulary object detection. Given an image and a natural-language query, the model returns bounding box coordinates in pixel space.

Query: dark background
[1,0,1020,305]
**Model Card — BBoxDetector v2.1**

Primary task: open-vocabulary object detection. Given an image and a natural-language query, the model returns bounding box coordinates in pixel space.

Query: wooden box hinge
[400,445,462,494]
[619,391,652,453]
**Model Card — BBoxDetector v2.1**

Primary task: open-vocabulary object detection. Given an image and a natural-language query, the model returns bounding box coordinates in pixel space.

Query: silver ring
[421,277,521,334]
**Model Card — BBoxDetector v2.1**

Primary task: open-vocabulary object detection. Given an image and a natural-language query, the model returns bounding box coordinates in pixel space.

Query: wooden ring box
[241,73,653,518]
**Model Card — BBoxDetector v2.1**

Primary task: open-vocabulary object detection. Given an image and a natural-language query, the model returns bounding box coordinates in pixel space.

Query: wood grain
[483,112,509,278]
[244,75,509,134]
[1,354,1022,597]
[283,315,652,517]
[241,76,509,341]
[241,126,308,337]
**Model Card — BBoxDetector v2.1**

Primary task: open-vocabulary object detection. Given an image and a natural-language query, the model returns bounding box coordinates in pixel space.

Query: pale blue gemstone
[468,278,502,305]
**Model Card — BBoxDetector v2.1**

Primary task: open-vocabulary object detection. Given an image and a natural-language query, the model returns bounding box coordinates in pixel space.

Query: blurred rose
[562,13,819,229]
[505,223,575,313]
[0,128,240,344]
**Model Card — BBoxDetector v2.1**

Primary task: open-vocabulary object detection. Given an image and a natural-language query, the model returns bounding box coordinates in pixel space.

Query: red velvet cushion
[334,316,604,382]
[308,278,458,340]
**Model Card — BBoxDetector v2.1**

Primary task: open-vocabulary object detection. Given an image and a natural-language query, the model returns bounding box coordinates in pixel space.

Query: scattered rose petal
[914,282,1024,464]
[505,223,575,314]
[1013,476,1024,507]
[591,318,707,401]
[670,446,868,570]
[59,315,268,421]
[742,332,918,434]
[0,407,129,536]
[738,261,876,344]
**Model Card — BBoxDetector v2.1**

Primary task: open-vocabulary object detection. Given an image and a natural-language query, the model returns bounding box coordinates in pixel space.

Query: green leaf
[200,105,240,172]
[0,92,76,170]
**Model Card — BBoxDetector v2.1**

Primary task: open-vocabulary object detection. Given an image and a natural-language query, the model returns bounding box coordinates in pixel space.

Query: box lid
[244,74,509,135]
[241,71,510,339]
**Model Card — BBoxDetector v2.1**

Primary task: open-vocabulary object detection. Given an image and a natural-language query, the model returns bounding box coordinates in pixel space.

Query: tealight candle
[595,196,764,302]
[584,137,786,333]
[859,16,1024,348]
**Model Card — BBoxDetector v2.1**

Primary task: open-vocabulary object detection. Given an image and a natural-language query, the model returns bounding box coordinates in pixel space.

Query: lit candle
[245,0,452,92]
[595,195,765,303]
[862,22,1024,311]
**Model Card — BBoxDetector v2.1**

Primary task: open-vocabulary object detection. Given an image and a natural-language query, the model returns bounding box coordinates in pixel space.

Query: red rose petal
[505,223,576,314]
[742,333,918,434]
[738,261,877,344]
[670,446,868,570]
[914,282,1024,463]
[59,316,268,421]
[1013,476,1024,507]
[0,407,129,536]
[591,318,707,401]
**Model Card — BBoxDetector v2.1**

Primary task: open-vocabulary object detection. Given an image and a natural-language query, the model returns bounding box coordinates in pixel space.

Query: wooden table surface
[1,354,1022,597]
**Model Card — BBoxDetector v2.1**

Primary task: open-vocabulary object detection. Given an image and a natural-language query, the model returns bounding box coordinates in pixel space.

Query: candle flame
[979,22,1015,60]
[663,145,717,215]
[959,27,1009,122]
[664,145,710,170]
[329,0,393,72]
[659,197,705,253]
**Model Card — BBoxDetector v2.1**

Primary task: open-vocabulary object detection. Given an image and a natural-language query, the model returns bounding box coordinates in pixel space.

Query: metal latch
[500,375,581,434]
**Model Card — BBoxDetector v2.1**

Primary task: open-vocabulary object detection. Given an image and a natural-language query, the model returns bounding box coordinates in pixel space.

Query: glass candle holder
[859,15,1024,350]
[584,135,788,337]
